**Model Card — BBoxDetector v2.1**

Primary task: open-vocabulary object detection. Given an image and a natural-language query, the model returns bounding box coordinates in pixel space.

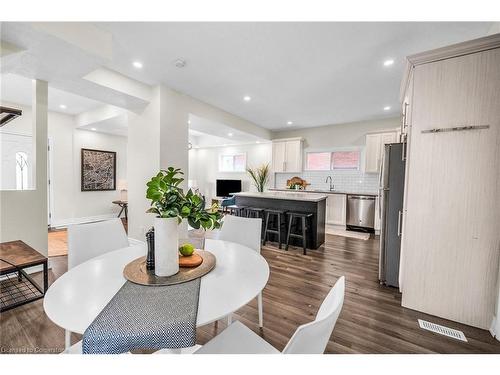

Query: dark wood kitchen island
[234,191,327,249]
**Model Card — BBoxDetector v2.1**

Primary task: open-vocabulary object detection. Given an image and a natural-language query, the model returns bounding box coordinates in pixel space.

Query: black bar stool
[263,209,287,249]
[245,207,265,219]
[226,205,246,216]
[286,212,313,255]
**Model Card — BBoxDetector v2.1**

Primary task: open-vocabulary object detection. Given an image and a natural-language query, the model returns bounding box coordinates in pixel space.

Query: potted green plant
[246,163,270,192]
[146,167,222,276]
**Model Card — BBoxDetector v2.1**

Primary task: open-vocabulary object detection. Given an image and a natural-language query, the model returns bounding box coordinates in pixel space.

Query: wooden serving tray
[123,250,216,286]
[179,252,203,267]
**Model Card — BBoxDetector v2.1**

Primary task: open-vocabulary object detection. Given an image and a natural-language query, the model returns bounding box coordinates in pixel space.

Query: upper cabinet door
[365,132,398,173]
[284,139,303,172]
[272,141,286,172]
[365,133,381,173]
[272,138,303,173]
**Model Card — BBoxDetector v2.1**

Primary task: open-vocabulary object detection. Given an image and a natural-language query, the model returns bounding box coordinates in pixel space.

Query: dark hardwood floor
[1,231,499,354]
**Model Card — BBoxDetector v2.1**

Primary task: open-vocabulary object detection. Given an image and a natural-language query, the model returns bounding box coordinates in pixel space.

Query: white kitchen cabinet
[326,194,346,226]
[365,134,382,173]
[271,138,303,173]
[364,131,397,173]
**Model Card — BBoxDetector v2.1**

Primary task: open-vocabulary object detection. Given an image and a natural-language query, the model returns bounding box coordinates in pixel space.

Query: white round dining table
[43,239,269,335]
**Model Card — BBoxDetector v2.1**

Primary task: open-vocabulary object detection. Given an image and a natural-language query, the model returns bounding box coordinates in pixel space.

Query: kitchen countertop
[269,188,378,196]
[234,191,327,202]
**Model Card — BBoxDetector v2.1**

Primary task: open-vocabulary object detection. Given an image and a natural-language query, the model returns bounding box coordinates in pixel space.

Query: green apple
[179,243,195,256]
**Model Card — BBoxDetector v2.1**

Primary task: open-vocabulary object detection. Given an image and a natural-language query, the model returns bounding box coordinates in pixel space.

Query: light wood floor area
[2,230,500,354]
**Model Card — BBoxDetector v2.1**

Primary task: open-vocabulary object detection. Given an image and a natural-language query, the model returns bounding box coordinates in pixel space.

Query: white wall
[0,81,48,255]
[127,85,268,241]
[49,115,127,227]
[272,117,400,149]
[127,86,161,240]
[270,117,400,192]
[1,101,127,228]
[189,143,272,203]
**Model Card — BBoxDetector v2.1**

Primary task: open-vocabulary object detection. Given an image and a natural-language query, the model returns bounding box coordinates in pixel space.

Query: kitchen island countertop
[269,188,378,196]
[234,191,327,202]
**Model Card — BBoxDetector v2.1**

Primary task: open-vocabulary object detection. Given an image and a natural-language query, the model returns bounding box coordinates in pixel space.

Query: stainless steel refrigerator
[378,143,406,287]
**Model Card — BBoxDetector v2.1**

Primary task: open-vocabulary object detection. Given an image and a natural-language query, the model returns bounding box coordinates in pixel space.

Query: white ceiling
[96,22,494,130]
[1,22,494,130]
[0,73,103,115]
[189,114,267,147]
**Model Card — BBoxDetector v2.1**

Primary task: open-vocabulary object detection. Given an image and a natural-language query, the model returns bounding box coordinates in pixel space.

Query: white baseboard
[490,316,500,341]
[50,214,117,229]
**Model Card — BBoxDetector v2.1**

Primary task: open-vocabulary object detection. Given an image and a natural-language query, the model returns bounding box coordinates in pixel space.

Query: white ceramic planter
[154,217,179,277]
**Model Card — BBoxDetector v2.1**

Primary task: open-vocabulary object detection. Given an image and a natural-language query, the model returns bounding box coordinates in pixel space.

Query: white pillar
[127,85,189,241]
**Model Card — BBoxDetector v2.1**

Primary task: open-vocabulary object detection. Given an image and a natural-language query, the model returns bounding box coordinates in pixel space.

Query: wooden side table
[0,240,48,312]
[112,200,128,221]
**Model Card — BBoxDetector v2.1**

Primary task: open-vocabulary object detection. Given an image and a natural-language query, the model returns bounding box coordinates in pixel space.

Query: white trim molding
[50,214,118,229]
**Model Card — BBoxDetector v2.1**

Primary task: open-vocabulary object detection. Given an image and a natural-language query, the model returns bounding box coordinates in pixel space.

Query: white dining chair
[194,276,345,354]
[67,218,129,269]
[62,218,129,353]
[216,215,264,327]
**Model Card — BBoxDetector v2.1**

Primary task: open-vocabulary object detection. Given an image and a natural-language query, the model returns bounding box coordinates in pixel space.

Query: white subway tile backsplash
[274,170,379,194]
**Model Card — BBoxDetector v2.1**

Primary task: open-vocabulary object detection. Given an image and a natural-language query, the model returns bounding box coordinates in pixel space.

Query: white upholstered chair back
[282,276,345,354]
[67,218,129,269]
[218,215,262,253]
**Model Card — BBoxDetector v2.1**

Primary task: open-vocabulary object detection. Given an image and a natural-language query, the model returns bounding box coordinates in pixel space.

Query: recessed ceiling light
[90,128,97,131]
[228,133,233,137]
[287,121,293,125]
[174,59,186,68]
[133,61,143,69]
[383,106,391,111]
[59,104,67,109]
[256,141,260,144]
[243,96,251,102]
[383,59,394,66]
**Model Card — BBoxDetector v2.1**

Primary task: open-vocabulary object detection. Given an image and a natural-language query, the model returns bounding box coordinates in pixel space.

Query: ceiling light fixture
[243,96,251,102]
[133,61,143,69]
[287,121,293,125]
[256,141,260,144]
[383,106,391,111]
[59,104,67,109]
[174,59,186,68]
[91,128,97,131]
[228,133,233,137]
[383,59,394,66]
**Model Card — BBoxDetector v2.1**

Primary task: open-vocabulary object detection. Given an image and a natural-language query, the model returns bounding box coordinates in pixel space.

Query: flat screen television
[216,179,242,197]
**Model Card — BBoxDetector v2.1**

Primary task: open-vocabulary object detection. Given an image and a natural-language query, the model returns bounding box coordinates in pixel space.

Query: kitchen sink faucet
[325,176,335,191]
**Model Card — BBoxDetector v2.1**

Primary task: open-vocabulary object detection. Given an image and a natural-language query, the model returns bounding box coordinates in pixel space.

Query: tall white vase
[154,217,179,277]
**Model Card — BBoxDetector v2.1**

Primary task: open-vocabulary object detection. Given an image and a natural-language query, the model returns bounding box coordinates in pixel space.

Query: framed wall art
[81,148,116,191]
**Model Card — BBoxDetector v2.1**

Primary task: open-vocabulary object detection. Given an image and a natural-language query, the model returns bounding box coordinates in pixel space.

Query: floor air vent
[418,319,467,342]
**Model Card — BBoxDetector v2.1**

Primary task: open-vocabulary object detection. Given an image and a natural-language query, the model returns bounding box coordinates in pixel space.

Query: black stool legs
[263,210,286,249]
[286,212,312,255]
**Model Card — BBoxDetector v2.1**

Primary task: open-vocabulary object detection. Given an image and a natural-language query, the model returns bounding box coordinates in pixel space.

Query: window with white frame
[306,152,331,170]
[218,153,246,172]
[306,150,360,171]
[15,151,29,190]
[331,150,360,170]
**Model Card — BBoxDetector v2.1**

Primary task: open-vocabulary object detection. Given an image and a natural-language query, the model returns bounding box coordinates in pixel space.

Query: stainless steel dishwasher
[346,194,375,230]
